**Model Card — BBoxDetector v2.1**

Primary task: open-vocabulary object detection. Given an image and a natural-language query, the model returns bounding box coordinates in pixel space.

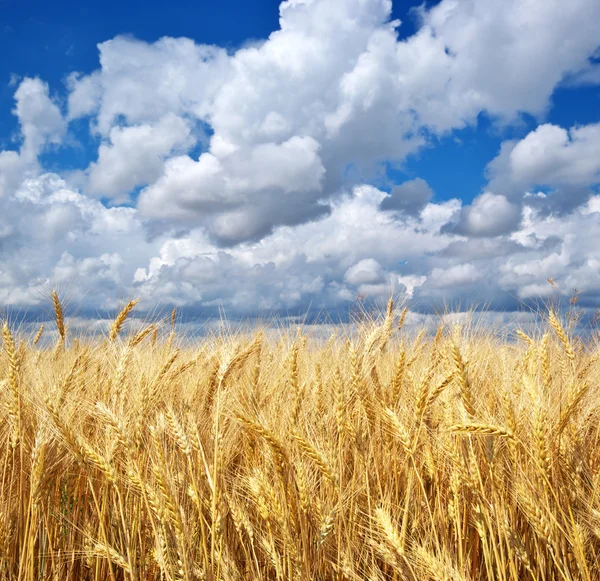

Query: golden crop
[1,296,599,580]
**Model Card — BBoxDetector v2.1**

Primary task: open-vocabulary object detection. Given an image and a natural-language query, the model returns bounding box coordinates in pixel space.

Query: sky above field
[1,0,600,321]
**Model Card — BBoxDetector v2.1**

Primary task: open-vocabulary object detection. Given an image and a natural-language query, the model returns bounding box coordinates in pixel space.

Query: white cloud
[0,77,67,200]
[419,0,600,121]
[86,114,193,202]
[0,174,159,309]
[132,182,600,314]
[486,121,600,216]
[379,178,434,215]
[66,71,102,120]
[561,47,600,87]
[345,258,385,285]
[13,77,66,162]
[133,185,458,311]
[584,195,600,214]
[1,175,600,318]
[427,263,482,289]
[60,0,600,243]
[67,36,231,134]
[507,123,600,188]
[2,0,600,319]
[0,150,28,198]
[138,135,326,243]
[448,192,522,237]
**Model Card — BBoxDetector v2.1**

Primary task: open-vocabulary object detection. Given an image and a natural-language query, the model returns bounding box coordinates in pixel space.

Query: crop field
[1,294,599,580]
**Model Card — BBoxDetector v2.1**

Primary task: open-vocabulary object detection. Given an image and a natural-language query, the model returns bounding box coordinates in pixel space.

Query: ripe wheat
[0,297,598,580]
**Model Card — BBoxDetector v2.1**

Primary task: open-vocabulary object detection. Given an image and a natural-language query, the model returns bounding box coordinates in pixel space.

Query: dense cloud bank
[1,0,600,318]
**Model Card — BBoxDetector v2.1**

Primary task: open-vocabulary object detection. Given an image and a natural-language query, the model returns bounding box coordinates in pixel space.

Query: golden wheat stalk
[236,414,288,476]
[51,290,66,344]
[218,333,262,388]
[548,309,575,362]
[92,542,131,574]
[2,322,20,448]
[374,506,405,557]
[129,323,156,347]
[79,439,116,483]
[109,299,139,342]
[557,380,592,434]
[516,329,534,345]
[397,307,408,331]
[30,427,47,509]
[32,323,44,346]
[2,296,599,580]
[448,422,514,439]
[382,408,412,455]
[451,342,475,416]
[292,430,337,487]
[165,407,192,456]
[94,402,130,449]
[361,298,394,376]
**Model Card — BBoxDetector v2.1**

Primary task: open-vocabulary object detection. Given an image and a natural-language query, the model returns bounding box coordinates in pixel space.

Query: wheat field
[1,294,599,580]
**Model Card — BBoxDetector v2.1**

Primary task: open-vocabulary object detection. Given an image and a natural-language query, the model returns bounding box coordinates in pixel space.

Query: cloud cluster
[0,174,156,308]
[62,0,600,244]
[1,77,65,198]
[1,0,600,318]
[379,178,433,216]
[13,78,66,162]
[490,122,600,189]
[3,173,600,320]
[445,192,522,238]
[86,114,194,203]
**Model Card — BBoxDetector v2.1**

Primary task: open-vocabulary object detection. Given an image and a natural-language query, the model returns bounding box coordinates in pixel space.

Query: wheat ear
[548,310,575,362]
[451,342,475,416]
[2,322,20,448]
[109,299,139,342]
[33,323,45,346]
[449,423,514,439]
[52,290,66,345]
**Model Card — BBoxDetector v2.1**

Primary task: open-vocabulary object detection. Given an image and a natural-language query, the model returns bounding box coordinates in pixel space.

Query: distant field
[1,294,599,580]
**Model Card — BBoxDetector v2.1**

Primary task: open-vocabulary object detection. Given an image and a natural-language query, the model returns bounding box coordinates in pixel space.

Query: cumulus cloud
[1,175,600,318]
[427,263,482,289]
[0,150,28,198]
[568,63,600,86]
[58,0,600,244]
[0,77,66,199]
[490,123,600,190]
[66,36,231,134]
[66,71,103,121]
[138,135,327,243]
[13,78,66,161]
[132,186,600,314]
[86,114,194,202]
[445,192,522,237]
[132,185,455,312]
[345,258,386,285]
[486,121,600,216]
[379,178,434,216]
[418,0,600,121]
[2,0,600,319]
[561,50,600,87]
[0,174,158,309]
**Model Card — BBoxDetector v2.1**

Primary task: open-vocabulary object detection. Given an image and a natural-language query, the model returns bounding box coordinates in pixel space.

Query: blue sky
[1,0,600,321]
[3,0,597,203]
[0,0,417,136]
